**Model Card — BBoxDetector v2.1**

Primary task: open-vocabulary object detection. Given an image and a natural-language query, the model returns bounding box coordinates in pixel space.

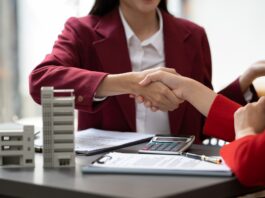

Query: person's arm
[139,71,217,116]
[200,95,265,186]
[96,68,183,112]
[209,96,265,187]
[29,17,109,112]
[140,71,265,186]
[234,97,265,138]
[139,71,240,141]
[203,95,241,141]
[219,60,265,105]
[239,60,265,94]
[220,132,265,186]
[29,17,181,113]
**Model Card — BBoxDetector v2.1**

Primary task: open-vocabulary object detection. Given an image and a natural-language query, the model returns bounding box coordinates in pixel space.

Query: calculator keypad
[142,142,185,152]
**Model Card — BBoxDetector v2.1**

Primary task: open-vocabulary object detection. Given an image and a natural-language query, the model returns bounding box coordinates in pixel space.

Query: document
[75,128,153,155]
[82,152,232,176]
[34,128,153,155]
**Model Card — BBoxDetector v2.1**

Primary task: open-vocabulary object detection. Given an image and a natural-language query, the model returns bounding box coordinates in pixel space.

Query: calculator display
[153,136,190,142]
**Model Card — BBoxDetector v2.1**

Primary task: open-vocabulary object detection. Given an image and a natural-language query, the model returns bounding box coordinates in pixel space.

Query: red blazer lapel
[162,11,192,135]
[93,9,136,131]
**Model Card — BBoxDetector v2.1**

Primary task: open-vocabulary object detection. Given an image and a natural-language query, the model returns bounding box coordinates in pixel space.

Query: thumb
[139,71,162,86]
[258,96,265,110]
[139,75,153,86]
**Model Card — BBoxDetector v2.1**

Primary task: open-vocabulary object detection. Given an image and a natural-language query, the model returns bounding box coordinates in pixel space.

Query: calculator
[138,135,195,155]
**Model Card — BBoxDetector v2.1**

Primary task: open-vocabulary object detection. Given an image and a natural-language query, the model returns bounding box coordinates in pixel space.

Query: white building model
[0,125,34,167]
[41,87,75,168]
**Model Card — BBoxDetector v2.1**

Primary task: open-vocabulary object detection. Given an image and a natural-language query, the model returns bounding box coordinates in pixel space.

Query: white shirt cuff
[93,93,107,102]
[243,88,253,103]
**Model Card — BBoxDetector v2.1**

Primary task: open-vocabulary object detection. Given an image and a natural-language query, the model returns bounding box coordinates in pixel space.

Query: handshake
[132,66,265,140]
[130,67,190,112]
[130,60,265,113]
[97,61,265,140]
[97,60,265,114]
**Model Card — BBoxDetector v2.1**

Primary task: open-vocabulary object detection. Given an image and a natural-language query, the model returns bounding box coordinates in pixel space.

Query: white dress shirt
[119,8,170,134]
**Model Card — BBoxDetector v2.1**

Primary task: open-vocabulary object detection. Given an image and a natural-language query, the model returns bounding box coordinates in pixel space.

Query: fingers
[132,95,144,103]
[234,99,265,135]
[142,82,183,112]
[129,94,135,99]
[144,100,152,108]
[258,96,265,103]
[234,106,243,119]
[135,94,184,112]
[139,71,162,86]
[249,60,265,78]
[133,69,185,112]
[139,76,152,86]
[158,67,177,74]
[257,96,265,112]
[252,60,265,67]
[151,106,159,112]
[130,94,144,103]
[162,88,183,111]
[139,67,178,86]
[131,95,159,111]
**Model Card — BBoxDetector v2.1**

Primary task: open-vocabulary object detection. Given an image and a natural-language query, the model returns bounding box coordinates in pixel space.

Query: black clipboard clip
[93,155,112,164]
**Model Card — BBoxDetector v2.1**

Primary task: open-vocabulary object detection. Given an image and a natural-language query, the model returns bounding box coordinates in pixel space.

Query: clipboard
[82,152,233,177]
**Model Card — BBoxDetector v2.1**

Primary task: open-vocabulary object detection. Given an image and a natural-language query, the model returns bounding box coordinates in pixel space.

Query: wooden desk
[0,144,264,198]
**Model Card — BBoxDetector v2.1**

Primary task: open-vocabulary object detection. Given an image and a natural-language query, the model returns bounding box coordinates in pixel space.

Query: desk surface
[0,144,263,198]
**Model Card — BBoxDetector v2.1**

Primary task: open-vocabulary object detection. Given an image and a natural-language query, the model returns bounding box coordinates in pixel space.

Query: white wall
[188,0,265,90]
[167,0,182,17]
[18,0,95,117]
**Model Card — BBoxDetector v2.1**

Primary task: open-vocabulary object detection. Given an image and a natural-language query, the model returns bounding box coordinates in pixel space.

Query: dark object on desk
[138,135,195,155]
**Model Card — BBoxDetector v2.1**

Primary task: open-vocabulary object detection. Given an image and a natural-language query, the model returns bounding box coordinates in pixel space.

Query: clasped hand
[130,67,185,112]
[132,62,265,140]
[234,96,265,139]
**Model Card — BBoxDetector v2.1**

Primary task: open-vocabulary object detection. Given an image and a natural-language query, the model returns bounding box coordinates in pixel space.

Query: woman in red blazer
[139,61,265,186]
[29,0,257,142]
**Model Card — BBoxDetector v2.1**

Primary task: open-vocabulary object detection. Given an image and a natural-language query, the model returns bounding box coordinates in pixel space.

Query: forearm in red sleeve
[218,78,246,105]
[203,95,241,142]
[219,78,259,105]
[29,60,108,112]
[220,132,265,186]
[29,17,109,113]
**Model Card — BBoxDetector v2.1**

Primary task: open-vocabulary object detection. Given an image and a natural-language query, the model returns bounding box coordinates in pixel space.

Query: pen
[180,152,222,164]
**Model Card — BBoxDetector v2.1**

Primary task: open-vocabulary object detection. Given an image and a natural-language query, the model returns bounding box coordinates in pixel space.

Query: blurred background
[1,0,265,123]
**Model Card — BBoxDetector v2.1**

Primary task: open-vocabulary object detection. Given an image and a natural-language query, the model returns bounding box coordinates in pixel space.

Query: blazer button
[77,96,84,103]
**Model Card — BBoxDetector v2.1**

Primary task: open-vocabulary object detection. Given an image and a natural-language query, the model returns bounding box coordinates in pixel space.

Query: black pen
[180,152,222,164]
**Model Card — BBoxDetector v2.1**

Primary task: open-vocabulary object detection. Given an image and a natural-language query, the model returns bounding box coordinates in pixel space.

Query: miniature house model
[0,125,35,167]
[41,87,75,168]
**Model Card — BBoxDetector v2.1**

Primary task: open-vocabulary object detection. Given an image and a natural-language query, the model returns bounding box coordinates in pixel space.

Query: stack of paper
[75,128,153,155]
